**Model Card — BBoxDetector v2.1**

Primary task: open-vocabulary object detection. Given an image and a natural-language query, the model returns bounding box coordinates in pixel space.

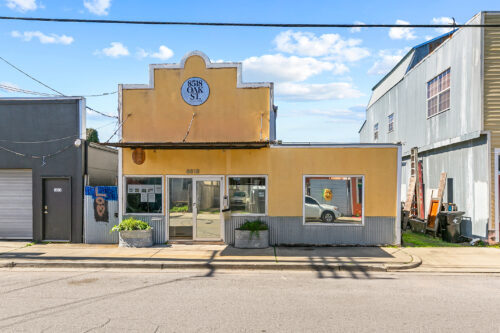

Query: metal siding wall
[363,14,483,150]
[124,215,166,244]
[0,169,33,239]
[84,195,119,244]
[225,216,395,246]
[420,136,489,237]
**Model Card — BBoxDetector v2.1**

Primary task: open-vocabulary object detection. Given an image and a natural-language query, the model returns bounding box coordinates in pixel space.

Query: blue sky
[0,0,497,142]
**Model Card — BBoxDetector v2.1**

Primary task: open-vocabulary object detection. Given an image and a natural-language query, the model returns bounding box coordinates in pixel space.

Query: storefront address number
[181,77,210,106]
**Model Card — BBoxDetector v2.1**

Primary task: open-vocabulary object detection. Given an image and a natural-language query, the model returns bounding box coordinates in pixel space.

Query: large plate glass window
[125,177,162,214]
[228,177,266,215]
[304,176,363,224]
[427,68,450,117]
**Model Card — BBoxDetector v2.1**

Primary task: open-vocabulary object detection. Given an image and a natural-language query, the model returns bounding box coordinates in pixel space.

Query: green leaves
[110,217,151,233]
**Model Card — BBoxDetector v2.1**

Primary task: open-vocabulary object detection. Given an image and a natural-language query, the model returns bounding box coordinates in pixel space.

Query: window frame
[388,113,394,133]
[427,68,451,119]
[226,175,268,217]
[302,175,365,227]
[123,175,164,216]
[374,123,379,141]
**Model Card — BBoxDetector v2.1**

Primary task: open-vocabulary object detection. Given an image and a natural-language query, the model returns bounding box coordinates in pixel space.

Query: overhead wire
[0,16,499,28]
[0,55,118,118]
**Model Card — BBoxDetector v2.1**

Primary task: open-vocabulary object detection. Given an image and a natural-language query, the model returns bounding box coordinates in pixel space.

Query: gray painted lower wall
[401,135,489,238]
[124,215,166,244]
[225,216,396,246]
[91,214,396,245]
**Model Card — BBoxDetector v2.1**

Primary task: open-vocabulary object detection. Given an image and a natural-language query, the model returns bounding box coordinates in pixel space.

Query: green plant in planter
[111,217,151,233]
[237,219,268,238]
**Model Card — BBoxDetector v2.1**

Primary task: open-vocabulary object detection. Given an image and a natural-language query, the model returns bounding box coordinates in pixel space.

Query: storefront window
[228,176,266,215]
[125,177,162,214]
[304,176,363,224]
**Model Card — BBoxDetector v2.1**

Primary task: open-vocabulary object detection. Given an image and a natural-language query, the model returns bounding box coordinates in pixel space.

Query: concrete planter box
[119,229,153,248]
[235,229,269,249]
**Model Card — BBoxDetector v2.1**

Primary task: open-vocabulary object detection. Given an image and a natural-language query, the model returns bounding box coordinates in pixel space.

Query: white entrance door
[0,169,33,239]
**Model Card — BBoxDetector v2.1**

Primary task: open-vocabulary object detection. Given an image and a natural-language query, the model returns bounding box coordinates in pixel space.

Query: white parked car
[305,195,341,222]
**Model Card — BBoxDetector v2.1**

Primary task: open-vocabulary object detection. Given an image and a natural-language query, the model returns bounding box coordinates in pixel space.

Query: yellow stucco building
[112,51,402,245]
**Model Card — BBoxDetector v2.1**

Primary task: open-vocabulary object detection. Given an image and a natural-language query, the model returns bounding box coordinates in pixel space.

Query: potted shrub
[234,220,269,249]
[111,217,153,248]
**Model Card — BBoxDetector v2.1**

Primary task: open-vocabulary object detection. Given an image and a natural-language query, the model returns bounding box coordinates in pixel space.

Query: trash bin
[438,211,465,243]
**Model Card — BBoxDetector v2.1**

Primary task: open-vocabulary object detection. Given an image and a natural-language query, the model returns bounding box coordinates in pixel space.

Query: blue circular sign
[181,77,210,106]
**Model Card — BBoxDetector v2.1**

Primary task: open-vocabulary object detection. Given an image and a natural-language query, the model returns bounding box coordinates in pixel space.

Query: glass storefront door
[195,179,222,240]
[168,178,193,240]
[167,177,223,241]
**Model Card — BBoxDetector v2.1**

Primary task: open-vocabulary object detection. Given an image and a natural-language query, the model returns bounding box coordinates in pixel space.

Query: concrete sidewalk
[0,241,420,272]
[403,247,500,273]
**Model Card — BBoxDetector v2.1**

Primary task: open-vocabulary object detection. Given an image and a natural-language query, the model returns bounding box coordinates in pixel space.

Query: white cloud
[389,19,417,40]
[274,30,370,61]
[137,45,174,60]
[5,0,38,12]
[242,54,347,82]
[11,30,74,45]
[367,48,409,75]
[432,17,456,34]
[350,21,365,33]
[83,0,111,16]
[96,42,129,58]
[275,82,363,101]
[290,106,366,122]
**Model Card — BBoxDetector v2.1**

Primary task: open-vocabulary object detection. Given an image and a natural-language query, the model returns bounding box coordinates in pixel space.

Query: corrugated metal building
[359,11,500,242]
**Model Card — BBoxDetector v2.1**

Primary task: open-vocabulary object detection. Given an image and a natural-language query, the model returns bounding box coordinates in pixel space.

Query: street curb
[0,255,422,272]
[385,254,422,271]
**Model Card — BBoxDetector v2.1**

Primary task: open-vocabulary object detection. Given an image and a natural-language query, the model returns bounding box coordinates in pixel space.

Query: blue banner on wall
[85,186,118,201]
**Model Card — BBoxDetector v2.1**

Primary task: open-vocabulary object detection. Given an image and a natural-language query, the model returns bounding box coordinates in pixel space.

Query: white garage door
[0,169,33,239]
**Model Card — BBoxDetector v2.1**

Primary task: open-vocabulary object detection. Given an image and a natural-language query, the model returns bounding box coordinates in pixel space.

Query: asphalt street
[0,268,499,332]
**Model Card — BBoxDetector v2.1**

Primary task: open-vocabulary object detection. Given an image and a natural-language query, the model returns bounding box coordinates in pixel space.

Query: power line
[0,55,118,118]
[0,84,117,98]
[105,113,130,143]
[0,134,78,144]
[0,84,56,97]
[86,106,118,119]
[0,55,64,95]
[1,16,499,28]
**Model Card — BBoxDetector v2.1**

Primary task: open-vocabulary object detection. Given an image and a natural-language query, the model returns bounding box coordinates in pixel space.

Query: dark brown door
[43,178,71,241]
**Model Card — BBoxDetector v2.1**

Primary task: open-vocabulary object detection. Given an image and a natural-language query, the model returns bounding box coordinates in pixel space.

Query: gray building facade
[0,97,117,242]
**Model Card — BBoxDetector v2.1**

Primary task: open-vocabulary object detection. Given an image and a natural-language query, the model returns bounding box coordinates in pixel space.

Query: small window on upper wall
[228,176,267,215]
[125,177,163,214]
[374,123,379,141]
[304,176,364,225]
[427,68,450,118]
[388,113,394,133]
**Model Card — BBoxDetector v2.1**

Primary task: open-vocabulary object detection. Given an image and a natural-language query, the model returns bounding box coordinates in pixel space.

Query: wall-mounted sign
[181,77,210,106]
[54,188,63,193]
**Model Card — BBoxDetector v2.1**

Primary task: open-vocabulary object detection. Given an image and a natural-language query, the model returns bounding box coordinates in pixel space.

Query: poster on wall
[94,192,109,222]
[148,193,156,203]
[155,185,162,194]
[140,193,148,202]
